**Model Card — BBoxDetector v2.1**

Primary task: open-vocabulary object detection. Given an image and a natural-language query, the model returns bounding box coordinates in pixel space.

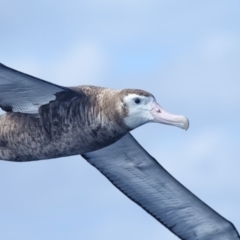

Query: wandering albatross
[0,63,239,240]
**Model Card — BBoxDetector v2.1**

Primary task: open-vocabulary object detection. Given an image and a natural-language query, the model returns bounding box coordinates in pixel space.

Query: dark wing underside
[82,133,240,240]
[0,63,75,114]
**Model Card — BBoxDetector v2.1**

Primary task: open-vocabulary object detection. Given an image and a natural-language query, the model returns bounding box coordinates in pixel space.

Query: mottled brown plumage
[119,88,154,98]
[0,85,143,161]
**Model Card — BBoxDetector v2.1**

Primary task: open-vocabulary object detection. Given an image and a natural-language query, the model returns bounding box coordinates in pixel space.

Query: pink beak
[150,102,189,130]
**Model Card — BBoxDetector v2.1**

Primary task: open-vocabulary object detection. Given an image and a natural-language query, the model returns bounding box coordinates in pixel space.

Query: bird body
[0,63,239,240]
[0,86,129,161]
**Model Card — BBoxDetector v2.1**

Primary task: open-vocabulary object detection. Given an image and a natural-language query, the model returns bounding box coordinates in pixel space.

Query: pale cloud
[154,33,240,109]
[3,41,109,87]
[200,33,240,61]
[51,42,109,86]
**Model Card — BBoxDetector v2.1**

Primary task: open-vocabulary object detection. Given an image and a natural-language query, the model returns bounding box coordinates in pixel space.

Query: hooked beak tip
[151,102,190,131]
[182,116,189,131]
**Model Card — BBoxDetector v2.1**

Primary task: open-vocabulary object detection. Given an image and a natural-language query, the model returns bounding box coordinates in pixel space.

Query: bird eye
[134,98,141,104]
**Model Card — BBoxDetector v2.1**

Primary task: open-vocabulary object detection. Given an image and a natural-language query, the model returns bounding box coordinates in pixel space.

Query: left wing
[0,63,75,114]
[82,133,240,240]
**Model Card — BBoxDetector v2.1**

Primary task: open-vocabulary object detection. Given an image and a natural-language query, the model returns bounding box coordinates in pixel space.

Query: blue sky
[1,1,240,239]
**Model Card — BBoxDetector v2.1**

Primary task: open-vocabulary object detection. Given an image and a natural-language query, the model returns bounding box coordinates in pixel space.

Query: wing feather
[0,63,74,114]
[82,133,240,240]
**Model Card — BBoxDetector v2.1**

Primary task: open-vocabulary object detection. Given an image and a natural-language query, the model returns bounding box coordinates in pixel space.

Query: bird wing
[0,63,75,114]
[82,133,240,240]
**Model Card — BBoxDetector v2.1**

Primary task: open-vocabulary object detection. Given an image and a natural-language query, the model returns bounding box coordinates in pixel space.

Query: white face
[123,94,155,129]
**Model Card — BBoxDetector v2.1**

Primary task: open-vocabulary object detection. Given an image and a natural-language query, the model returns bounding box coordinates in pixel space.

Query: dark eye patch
[134,98,141,104]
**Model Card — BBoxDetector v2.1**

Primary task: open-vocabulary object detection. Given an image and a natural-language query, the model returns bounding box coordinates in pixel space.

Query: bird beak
[150,101,189,130]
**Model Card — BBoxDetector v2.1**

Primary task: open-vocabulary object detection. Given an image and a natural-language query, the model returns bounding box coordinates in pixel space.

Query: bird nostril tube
[156,108,161,113]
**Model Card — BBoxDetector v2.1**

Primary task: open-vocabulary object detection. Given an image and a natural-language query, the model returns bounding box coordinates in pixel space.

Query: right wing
[82,133,240,240]
[0,63,77,114]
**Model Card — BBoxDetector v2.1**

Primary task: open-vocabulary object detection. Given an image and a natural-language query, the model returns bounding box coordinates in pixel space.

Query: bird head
[118,89,189,130]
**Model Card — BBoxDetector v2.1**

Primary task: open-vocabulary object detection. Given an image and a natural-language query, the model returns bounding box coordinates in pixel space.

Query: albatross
[0,63,239,240]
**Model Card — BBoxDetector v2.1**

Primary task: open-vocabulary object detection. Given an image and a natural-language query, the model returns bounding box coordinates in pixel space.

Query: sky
[0,0,240,239]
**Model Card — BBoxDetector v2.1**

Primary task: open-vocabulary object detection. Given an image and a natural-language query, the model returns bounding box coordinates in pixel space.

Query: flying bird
[0,63,239,240]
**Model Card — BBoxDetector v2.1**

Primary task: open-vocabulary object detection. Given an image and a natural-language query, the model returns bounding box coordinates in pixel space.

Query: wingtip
[0,63,6,67]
